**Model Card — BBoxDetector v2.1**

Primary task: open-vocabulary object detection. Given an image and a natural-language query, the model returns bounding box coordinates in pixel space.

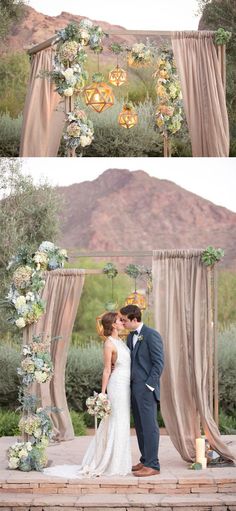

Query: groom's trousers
[131,381,160,470]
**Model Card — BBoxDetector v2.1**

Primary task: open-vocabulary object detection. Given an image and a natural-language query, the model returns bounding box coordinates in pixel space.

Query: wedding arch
[23,248,234,464]
[19,28,229,157]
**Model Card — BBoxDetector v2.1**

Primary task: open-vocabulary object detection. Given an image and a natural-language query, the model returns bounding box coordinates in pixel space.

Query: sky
[27,0,201,30]
[22,158,236,213]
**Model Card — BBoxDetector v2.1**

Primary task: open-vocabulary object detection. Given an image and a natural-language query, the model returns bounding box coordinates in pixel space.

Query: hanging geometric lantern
[118,103,138,129]
[109,65,127,87]
[83,73,115,113]
[125,291,146,310]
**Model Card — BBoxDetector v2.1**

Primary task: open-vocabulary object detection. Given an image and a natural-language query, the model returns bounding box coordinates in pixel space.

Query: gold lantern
[109,65,127,87]
[118,103,138,129]
[83,75,115,113]
[125,291,146,311]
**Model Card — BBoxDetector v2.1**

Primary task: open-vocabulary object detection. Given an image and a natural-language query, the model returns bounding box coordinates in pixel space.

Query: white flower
[26,442,32,451]
[64,87,74,97]
[15,317,26,329]
[80,29,90,44]
[80,135,92,147]
[26,292,35,302]
[8,457,19,469]
[80,18,93,28]
[22,345,31,356]
[34,428,42,439]
[59,249,68,258]
[18,449,28,458]
[38,241,55,252]
[35,370,48,383]
[62,67,74,81]
[15,296,26,309]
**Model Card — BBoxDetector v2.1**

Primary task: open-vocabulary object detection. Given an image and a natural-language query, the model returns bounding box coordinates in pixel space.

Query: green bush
[218,324,236,415]
[0,52,30,117]
[70,410,87,435]
[0,409,20,436]
[66,344,103,411]
[0,113,22,156]
[218,409,236,434]
[0,344,21,409]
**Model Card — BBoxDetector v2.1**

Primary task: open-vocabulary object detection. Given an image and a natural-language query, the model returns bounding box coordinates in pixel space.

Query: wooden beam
[27,29,215,55]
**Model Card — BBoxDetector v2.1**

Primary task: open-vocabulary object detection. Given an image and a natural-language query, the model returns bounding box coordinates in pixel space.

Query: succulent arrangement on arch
[102,262,119,311]
[201,246,224,267]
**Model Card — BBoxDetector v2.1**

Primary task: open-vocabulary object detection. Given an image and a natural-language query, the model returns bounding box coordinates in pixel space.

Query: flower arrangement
[7,441,48,471]
[127,41,156,68]
[4,242,68,329]
[64,108,94,151]
[19,408,53,445]
[17,336,53,386]
[86,392,112,419]
[154,48,183,136]
[48,21,105,98]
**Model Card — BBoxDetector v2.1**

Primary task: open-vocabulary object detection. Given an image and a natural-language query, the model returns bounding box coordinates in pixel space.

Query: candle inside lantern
[198,457,207,469]
[196,437,205,462]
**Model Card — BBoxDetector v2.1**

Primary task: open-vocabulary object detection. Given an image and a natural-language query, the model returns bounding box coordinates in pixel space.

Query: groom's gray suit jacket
[127,324,164,401]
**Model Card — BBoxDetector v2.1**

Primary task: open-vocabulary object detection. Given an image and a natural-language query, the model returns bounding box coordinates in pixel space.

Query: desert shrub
[70,410,87,436]
[0,52,30,117]
[218,409,236,434]
[0,113,22,156]
[65,344,103,411]
[0,409,20,436]
[0,344,21,409]
[218,324,236,415]
[218,271,236,328]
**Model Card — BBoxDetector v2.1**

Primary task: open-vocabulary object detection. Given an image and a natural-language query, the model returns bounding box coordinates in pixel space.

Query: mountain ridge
[56,169,236,269]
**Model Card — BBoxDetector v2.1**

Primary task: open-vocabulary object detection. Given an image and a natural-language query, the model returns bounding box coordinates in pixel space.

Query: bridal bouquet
[86,392,112,419]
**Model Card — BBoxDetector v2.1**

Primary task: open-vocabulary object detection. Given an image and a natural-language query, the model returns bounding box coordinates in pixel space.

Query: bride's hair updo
[102,312,118,337]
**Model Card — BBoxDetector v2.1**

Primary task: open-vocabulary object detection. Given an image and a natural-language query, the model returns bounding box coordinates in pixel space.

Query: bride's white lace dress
[44,336,132,478]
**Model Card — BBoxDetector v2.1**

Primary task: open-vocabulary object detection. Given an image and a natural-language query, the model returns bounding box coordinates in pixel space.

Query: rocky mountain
[56,169,236,269]
[5,5,137,52]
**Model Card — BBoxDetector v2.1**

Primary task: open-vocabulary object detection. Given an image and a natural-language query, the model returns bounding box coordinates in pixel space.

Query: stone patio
[0,435,236,510]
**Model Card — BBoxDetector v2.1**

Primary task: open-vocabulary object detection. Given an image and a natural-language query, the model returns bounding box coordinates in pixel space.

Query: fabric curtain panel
[19,47,65,157]
[23,269,85,441]
[152,250,234,463]
[171,32,229,157]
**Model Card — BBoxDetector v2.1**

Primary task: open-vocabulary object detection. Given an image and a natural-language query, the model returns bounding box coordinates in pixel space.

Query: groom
[120,304,164,477]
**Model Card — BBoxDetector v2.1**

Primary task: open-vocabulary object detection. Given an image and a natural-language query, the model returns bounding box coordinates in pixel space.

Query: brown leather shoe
[132,462,144,472]
[133,466,160,477]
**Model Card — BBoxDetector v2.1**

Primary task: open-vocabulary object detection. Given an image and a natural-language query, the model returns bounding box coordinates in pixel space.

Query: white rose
[34,428,42,439]
[64,87,74,97]
[22,345,31,356]
[80,135,92,147]
[62,67,74,80]
[8,457,19,469]
[35,370,48,383]
[26,442,32,451]
[80,18,93,28]
[80,29,90,43]
[18,449,28,458]
[59,249,67,258]
[26,292,35,302]
[15,317,26,329]
[15,296,26,309]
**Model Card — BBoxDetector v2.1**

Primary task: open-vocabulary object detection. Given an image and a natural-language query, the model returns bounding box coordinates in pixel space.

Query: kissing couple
[44,304,164,479]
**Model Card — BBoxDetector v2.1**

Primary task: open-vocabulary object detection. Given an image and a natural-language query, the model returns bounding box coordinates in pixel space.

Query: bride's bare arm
[101,341,113,394]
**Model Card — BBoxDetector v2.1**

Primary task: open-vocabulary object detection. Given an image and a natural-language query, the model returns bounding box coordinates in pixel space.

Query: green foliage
[218,271,236,328]
[0,0,26,41]
[0,344,21,409]
[201,246,224,266]
[214,28,232,45]
[0,409,20,436]
[218,324,236,415]
[218,409,236,434]
[0,113,22,156]
[0,52,30,117]
[70,410,87,435]
[65,344,103,411]
[0,159,61,333]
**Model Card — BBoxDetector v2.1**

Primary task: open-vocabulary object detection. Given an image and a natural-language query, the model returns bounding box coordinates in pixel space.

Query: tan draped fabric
[152,249,235,463]
[23,269,85,441]
[20,47,65,157]
[171,31,229,157]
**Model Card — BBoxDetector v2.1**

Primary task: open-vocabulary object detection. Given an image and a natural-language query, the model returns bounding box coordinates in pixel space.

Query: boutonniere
[137,335,144,342]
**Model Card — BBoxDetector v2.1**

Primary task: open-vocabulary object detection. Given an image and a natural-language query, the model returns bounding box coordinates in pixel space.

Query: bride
[44,311,132,477]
